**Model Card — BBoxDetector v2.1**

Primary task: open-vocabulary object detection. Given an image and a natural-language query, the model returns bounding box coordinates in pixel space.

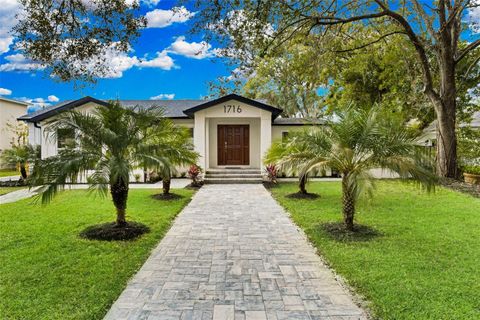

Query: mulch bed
[285,192,320,199]
[320,222,382,242]
[151,193,184,200]
[185,182,204,190]
[440,178,480,198]
[80,221,150,241]
[262,181,278,189]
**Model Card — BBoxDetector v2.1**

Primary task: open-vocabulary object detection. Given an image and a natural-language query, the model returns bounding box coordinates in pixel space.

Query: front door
[218,125,249,166]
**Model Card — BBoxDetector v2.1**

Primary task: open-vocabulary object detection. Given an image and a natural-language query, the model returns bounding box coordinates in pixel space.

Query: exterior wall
[28,123,42,146]
[38,102,99,159]
[272,125,307,141]
[0,99,28,152]
[192,99,272,169]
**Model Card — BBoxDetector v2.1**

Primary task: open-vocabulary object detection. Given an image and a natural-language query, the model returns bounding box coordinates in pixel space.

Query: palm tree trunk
[342,175,355,231]
[163,178,171,195]
[110,179,129,227]
[299,175,307,194]
[20,164,28,180]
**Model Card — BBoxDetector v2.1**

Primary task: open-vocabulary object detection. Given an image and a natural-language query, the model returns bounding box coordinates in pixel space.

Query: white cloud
[168,36,215,59]
[0,0,21,54]
[47,95,59,102]
[137,50,175,70]
[150,93,175,100]
[16,96,51,110]
[0,53,45,72]
[0,87,12,95]
[468,6,480,33]
[146,6,194,28]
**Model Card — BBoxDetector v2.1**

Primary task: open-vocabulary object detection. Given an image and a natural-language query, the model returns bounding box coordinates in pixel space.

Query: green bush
[462,165,480,175]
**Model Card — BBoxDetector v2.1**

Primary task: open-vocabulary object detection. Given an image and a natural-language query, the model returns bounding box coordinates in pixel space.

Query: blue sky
[0,0,232,111]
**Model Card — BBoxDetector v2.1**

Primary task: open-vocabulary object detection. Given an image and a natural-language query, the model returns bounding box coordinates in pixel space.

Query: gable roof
[18,94,283,123]
[18,96,109,122]
[183,94,282,119]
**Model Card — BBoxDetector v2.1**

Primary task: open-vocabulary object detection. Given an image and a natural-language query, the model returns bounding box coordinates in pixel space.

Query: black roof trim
[18,96,109,122]
[183,94,283,119]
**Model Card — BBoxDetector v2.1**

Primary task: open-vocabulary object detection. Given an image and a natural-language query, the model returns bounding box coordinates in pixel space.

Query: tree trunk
[432,53,458,178]
[20,165,27,180]
[163,178,171,195]
[110,178,129,227]
[342,175,355,231]
[299,175,307,194]
[116,208,126,226]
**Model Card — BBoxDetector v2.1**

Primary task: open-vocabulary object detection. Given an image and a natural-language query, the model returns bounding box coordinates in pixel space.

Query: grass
[270,181,480,320]
[0,168,19,177]
[0,188,193,320]
[0,187,25,196]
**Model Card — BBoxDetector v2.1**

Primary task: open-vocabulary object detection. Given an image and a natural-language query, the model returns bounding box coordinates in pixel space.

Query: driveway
[105,184,367,320]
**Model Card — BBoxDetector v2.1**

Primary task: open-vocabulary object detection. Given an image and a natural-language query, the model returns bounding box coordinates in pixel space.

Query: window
[57,128,75,149]
[282,131,290,142]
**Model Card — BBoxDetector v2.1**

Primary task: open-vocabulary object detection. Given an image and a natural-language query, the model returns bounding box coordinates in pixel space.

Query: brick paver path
[105,185,367,320]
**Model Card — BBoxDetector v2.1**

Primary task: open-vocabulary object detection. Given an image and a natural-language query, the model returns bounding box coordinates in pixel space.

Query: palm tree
[1,144,40,180]
[265,108,436,231]
[29,101,198,227]
[265,139,312,195]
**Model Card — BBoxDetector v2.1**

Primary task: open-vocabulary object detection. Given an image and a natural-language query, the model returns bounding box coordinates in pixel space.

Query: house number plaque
[223,105,242,113]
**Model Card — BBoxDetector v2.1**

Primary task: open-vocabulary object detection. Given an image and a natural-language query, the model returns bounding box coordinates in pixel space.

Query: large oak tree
[194,0,480,178]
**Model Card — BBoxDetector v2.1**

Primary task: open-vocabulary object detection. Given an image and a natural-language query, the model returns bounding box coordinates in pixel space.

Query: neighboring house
[0,97,29,153]
[18,94,328,180]
[419,111,480,147]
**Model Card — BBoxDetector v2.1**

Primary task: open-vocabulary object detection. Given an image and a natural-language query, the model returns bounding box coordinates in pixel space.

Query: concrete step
[206,169,262,175]
[204,177,263,184]
[204,173,263,179]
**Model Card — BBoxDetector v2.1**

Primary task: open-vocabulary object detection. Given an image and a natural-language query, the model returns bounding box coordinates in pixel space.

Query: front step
[204,168,263,184]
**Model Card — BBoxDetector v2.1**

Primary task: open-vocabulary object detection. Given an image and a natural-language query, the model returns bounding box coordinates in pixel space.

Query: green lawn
[270,181,480,320]
[0,189,193,320]
[0,169,19,177]
[0,187,25,196]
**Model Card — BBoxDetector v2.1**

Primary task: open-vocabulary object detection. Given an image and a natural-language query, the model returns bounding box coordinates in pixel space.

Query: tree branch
[333,31,406,53]
[455,39,480,63]
[372,0,442,105]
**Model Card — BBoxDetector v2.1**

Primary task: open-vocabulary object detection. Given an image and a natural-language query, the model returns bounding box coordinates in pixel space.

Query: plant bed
[285,191,320,199]
[440,178,480,198]
[151,193,185,200]
[79,221,150,241]
[321,222,382,242]
[185,181,204,190]
[262,181,278,189]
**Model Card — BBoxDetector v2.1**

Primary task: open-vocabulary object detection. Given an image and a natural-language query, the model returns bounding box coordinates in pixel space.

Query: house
[420,111,480,147]
[18,94,327,182]
[0,97,29,154]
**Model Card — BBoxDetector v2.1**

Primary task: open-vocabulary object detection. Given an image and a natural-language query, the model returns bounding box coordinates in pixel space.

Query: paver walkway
[105,184,367,320]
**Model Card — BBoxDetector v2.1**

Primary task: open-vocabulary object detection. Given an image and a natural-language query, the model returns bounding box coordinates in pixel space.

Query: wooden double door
[217,125,249,166]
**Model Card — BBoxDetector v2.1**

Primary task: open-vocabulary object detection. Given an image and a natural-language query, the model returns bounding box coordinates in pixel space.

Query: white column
[193,112,207,170]
[260,111,272,168]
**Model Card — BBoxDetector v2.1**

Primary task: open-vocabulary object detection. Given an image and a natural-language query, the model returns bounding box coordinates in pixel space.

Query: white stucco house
[0,97,30,166]
[18,94,327,182]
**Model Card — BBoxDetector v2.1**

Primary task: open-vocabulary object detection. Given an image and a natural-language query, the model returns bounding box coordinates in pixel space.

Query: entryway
[217,125,249,166]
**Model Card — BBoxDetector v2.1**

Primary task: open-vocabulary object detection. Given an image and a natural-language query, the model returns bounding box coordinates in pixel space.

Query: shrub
[187,165,203,186]
[133,173,141,183]
[463,165,480,175]
[265,164,278,184]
